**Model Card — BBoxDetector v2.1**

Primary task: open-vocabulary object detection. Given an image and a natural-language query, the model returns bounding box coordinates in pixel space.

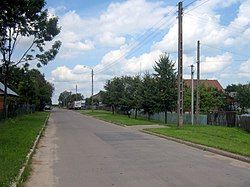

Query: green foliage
[0,0,61,67]
[140,73,158,119]
[102,77,125,114]
[153,53,177,114]
[58,91,72,107]
[147,126,250,157]
[58,91,84,107]
[0,0,61,114]
[184,84,226,113]
[100,54,177,119]
[226,83,250,113]
[8,67,54,110]
[0,112,49,186]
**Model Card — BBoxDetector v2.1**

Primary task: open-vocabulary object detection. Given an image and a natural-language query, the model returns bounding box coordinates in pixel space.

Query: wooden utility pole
[196,40,200,124]
[76,84,78,101]
[191,65,194,125]
[177,1,183,127]
[91,68,94,112]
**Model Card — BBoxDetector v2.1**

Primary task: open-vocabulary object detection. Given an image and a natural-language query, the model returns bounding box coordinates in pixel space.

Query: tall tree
[0,0,61,117]
[102,77,125,114]
[140,73,158,120]
[153,53,177,123]
[58,91,72,107]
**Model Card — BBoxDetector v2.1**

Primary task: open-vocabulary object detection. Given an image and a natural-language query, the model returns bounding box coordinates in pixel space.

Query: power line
[95,15,177,74]
[95,16,177,74]
[183,0,199,9]
[200,60,248,62]
[185,13,250,39]
[201,44,250,59]
[184,0,211,14]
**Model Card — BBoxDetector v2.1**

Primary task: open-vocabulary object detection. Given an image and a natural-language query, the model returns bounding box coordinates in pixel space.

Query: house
[184,79,224,92]
[0,82,19,110]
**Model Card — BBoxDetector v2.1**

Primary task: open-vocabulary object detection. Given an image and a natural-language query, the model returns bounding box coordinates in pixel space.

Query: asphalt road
[26,108,250,187]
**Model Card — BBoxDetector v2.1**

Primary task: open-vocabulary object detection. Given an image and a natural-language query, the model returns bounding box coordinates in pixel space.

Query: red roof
[184,79,224,92]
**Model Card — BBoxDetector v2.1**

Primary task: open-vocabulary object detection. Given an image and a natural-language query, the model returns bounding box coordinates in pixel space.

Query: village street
[26,108,250,187]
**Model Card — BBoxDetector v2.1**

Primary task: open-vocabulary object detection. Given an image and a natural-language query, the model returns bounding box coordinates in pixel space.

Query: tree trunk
[111,105,114,114]
[135,108,138,119]
[165,110,167,124]
[148,113,150,120]
[3,64,9,119]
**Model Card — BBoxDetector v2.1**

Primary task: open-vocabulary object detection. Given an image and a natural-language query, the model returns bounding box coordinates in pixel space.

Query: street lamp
[190,64,195,125]
[83,65,94,112]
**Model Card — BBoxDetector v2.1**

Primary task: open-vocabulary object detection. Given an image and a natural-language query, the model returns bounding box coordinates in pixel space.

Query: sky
[35,0,250,103]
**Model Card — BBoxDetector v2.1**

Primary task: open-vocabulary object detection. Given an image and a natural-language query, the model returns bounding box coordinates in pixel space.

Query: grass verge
[146,125,250,157]
[0,112,49,186]
[79,110,163,126]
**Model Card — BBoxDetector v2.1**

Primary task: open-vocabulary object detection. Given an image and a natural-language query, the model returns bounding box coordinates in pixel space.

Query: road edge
[141,129,250,163]
[11,112,51,187]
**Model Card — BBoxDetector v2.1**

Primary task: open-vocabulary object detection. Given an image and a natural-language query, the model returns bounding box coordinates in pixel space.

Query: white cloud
[48,0,250,103]
[201,53,232,74]
[99,0,171,35]
[65,40,94,51]
[99,32,125,46]
[55,0,172,57]
[239,60,250,77]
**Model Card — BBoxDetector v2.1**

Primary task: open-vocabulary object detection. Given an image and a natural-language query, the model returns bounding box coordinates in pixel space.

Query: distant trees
[101,53,178,122]
[225,83,250,113]
[58,91,84,107]
[100,52,230,122]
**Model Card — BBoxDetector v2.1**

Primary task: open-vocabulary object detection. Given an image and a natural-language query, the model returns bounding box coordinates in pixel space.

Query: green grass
[80,110,163,126]
[0,112,49,187]
[146,125,250,157]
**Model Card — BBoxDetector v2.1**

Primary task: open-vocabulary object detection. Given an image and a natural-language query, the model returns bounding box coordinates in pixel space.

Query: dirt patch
[25,117,59,187]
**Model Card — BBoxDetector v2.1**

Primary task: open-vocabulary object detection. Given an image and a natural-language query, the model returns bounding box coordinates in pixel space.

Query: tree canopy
[0,0,61,116]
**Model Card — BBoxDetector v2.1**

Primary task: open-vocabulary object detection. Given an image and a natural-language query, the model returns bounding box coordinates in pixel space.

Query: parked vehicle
[44,105,52,110]
[73,101,82,110]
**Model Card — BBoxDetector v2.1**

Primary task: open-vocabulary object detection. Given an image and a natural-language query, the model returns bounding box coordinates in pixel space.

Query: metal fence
[130,110,207,125]
[0,104,36,121]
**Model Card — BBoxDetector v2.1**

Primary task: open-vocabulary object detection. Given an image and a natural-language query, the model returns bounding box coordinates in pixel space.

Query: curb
[11,113,51,187]
[141,129,250,163]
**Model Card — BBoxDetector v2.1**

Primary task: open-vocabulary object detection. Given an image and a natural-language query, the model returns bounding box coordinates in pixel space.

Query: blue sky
[35,0,250,103]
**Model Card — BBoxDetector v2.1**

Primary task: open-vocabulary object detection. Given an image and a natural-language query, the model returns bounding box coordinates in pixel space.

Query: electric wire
[184,0,211,14]
[201,43,250,59]
[94,11,178,74]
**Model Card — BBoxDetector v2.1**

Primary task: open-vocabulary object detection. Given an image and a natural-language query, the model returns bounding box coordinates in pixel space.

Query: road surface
[26,108,250,187]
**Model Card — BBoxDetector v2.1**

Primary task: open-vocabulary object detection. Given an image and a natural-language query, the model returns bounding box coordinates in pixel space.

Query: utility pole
[190,65,194,125]
[76,84,78,101]
[177,1,183,127]
[91,68,94,112]
[196,40,200,124]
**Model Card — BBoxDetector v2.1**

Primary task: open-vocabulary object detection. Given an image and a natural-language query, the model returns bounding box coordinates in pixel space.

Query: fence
[130,110,207,125]
[237,114,250,132]
[207,111,236,127]
[0,104,36,121]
